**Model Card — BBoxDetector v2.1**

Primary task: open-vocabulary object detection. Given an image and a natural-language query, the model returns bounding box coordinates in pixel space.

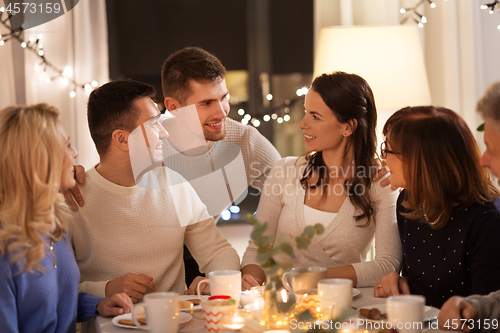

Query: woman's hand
[242,274,262,290]
[240,264,266,290]
[186,276,209,295]
[373,271,410,297]
[96,293,133,317]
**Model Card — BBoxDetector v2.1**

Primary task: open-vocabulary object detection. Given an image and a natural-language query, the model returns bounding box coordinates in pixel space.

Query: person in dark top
[373,105,500,308]
[438,81,500,332]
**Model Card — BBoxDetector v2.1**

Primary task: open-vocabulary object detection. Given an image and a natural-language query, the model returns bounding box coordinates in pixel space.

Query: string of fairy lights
[1,1,498,111]
[0,6,98,97]
[481,0,500,31]
[235,87,308,128]
[238,0,500,128]
[400,0,500,30]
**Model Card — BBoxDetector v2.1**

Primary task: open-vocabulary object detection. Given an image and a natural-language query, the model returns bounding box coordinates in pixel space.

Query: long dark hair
[383,106,498,229]
[300,72,378,224]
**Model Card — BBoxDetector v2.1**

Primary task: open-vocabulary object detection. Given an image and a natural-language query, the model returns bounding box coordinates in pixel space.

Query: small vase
[262,274,296,329]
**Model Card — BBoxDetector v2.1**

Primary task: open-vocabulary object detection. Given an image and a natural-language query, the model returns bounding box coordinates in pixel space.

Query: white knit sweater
[70,166,240,298]
[241,157,403,287]
[221,118,282,191]
[160,118,281,217]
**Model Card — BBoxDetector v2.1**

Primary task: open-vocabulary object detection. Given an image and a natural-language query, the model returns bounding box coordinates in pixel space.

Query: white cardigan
[241,157,402,287]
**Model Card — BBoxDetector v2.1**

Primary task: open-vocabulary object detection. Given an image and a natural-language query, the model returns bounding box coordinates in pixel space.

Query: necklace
[48,240,57,269]
[422,202,442,225]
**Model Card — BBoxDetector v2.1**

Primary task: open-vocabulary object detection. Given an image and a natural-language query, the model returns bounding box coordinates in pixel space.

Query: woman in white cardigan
[241,72,402,289]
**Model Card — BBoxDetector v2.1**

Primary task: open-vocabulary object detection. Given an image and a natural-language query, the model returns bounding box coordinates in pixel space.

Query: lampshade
[314,25,431,110]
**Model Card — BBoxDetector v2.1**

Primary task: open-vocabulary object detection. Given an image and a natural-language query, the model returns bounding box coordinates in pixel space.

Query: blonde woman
[0,104,132,332]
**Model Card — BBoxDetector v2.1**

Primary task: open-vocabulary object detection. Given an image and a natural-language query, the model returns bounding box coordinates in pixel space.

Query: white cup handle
[132,304,149,330]
[281,272,293,292]
[197,278,210,301]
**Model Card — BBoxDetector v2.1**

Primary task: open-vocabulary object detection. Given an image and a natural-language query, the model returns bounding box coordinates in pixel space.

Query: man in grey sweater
[438,81,500,332]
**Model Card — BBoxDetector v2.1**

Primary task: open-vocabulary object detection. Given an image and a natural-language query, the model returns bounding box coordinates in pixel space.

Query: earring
[343,133,347,136]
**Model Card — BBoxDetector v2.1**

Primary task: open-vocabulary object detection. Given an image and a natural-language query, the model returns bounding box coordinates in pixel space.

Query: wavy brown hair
[383,106,498,229]
[0,104,69,272]
[300,72,378,224]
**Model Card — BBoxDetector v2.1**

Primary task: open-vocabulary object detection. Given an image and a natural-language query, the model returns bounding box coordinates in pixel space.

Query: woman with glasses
[0,104,133,332]
[374,106,500,308]
[240,72,402,289]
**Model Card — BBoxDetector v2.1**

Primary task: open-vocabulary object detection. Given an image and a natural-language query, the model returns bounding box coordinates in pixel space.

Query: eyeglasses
[380,141,401,159]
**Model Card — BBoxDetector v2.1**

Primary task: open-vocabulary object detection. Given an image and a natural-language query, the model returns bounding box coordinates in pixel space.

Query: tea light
[244,299,265,324]
[240,290,253,307]
[251,285,265,296]
[221,308,250,330]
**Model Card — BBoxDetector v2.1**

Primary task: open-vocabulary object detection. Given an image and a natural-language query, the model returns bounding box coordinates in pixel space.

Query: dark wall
[270,0,313,74]
[106,0,313,98]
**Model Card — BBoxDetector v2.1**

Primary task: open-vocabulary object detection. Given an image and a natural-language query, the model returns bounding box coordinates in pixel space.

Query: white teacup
[132,292,180,332]
[281,266,327,292]
[318,278,353,319]
[197,270,241,305]
[387,295,425,333]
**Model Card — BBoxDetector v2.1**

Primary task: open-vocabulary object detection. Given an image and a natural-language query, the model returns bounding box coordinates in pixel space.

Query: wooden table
[95,287,444,332]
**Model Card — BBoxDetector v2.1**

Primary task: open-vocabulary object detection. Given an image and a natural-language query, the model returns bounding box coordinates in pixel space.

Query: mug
[318,278,353,319]
[202,300,238,332]
[197,270,241,305]
[387,295,425,333]
[281,266,327,292]
[132,292,180,332]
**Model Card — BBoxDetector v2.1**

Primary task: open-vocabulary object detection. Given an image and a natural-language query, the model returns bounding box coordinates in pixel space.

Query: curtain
[0,0,108,168]
[314,0,500,143]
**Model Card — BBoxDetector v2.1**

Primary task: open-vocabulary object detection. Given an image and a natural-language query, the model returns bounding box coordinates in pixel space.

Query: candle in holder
[221,308,251,330]
[244,298,265,324]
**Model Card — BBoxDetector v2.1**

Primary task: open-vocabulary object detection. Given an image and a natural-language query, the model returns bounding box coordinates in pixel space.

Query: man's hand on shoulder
[105,273,156,303]
[61,165,86,211]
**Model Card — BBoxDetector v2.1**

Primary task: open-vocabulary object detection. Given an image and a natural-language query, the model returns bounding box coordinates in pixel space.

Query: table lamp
[314,25,432,143]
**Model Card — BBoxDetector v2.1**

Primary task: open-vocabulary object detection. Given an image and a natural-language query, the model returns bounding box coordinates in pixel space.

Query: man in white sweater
[160,47,281,287]
[64,47,281,288]
[70,79,240,311]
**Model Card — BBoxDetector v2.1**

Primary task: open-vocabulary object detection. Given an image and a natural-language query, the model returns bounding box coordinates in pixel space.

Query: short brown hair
[87,79,156,156]
[477,81,500,130]
[161,47,226,104]
[383,106,498,229]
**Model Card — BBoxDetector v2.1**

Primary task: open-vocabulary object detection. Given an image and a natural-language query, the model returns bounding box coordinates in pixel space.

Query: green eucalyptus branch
[247,214,325,277]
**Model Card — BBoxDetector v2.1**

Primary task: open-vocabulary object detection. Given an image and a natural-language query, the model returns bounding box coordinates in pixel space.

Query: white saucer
[112,312,192,329]
[358,304,439,322]
[179,295,209,311]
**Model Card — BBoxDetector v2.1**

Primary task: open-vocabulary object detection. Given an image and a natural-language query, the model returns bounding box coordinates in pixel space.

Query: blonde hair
[0,104,69,272]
